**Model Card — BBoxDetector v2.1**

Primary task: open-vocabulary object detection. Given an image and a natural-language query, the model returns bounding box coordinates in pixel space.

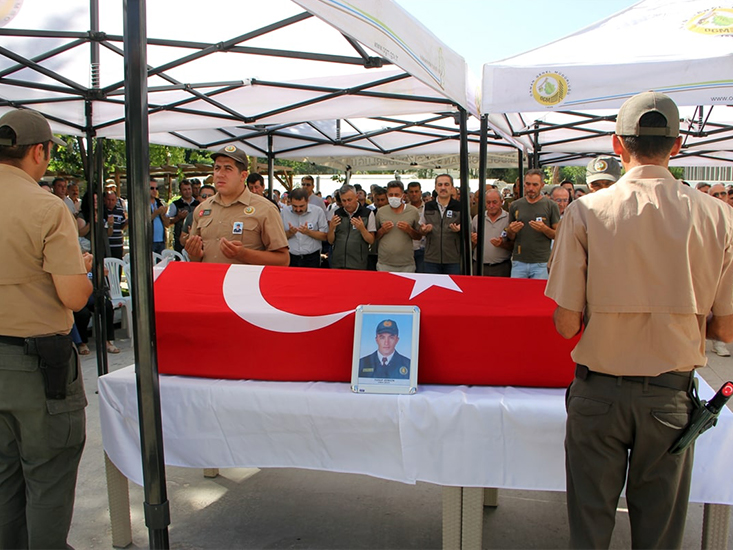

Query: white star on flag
[391,273,463,300]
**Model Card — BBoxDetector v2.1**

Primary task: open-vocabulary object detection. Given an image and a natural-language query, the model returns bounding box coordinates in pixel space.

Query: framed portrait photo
[350,305,420,395]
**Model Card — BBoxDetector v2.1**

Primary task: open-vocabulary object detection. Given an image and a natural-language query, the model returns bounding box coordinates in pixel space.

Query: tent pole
[518,150,524,198]
[268,133,275,198]
[531,122,540,169]
[92,136,109,377]
[458,108,471,276]
[87,0,108,377]
[475,114,488,277]
[123,0,170,548]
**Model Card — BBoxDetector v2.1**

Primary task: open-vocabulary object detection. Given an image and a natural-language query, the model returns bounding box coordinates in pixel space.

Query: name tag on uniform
[446,210,453,218]
[307,222,314,230]
[232,222,243,235]
[200,209,211,217]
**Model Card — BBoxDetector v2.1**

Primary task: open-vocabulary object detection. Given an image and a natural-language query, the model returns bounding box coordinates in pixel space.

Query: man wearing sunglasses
[179,184,215,251]
[300,175,327,214]
[709,183,728,202]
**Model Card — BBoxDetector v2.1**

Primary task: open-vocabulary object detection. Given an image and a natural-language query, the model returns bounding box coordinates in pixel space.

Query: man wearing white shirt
[471,189,512,277]
[282,188,327,268]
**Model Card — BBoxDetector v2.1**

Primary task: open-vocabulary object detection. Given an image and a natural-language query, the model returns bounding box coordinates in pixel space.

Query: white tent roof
[0,0,490,157]
[482,0,733,113]
[145,110,519,165]
[479,0,733,166]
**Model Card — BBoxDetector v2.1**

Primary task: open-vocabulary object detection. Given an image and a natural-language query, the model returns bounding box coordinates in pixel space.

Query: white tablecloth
[98,366,733,504]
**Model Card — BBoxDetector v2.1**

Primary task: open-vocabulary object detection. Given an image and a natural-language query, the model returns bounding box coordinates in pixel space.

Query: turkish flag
[154,263,578,387]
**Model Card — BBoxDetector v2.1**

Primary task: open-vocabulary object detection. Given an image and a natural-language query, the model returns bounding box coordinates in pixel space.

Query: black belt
[575,364,693,392]
[484,259,510,266]
[0,335,26,347]
[290,251,320,259]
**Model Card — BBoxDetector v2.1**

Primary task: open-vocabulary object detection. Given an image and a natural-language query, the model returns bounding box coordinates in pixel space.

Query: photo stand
[351,305,420,395]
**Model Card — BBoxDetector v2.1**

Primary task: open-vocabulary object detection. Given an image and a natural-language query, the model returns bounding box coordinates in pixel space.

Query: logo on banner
[530,72,570,107]
[0,0,22,27]
[685,7,733,35]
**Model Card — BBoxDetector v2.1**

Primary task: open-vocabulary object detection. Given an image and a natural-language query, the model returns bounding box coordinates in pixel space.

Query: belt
[290,251,320,259]
[0,335,26,347]
[575,364,693,392]
[484,259,510,266]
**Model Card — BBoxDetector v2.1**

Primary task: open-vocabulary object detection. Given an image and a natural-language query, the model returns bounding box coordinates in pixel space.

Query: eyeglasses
[200,193,215,199]
[150,186,158,190]
[711,192,726,198]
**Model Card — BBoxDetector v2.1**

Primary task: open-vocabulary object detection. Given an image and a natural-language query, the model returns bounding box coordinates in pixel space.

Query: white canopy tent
[480,0,733,166]
[0,2,499,545]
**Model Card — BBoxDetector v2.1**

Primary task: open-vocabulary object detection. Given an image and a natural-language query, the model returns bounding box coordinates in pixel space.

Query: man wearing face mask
[375,180,422,272]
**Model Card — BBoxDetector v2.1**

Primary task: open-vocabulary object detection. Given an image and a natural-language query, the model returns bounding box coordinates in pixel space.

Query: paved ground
[67,333,733,549]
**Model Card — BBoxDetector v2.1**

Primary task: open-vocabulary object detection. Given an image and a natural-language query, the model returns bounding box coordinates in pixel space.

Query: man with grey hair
[548,186,570,217]
[471,189,512,277]
[66,180,81,215]
[547,91,733,549]
[506,168,560,279]
[327,183,375,270]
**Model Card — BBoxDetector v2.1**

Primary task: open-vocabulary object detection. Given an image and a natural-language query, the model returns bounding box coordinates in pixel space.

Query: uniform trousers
[0,341,86,549]
[565,369,694,549]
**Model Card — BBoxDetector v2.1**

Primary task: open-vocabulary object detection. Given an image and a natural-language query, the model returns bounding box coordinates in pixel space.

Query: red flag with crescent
[154,263,577,387]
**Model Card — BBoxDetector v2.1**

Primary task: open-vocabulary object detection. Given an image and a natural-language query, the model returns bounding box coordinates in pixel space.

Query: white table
[99,366,733,548]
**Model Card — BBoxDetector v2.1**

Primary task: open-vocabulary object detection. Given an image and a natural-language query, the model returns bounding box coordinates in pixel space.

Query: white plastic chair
[104,257,133,341]
[152,252,164,264]
[161,249,185,262]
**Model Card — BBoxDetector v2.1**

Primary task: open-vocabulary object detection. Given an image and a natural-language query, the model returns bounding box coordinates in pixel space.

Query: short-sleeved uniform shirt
[546,165,733,376]
[471,210,511,264]
[189,186,288,264]
[0,164,87,337]
[376,204,421,268]
[508,196,560,263]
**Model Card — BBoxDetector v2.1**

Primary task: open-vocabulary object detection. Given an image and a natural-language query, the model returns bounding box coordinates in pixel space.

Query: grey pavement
[68,333,733,549]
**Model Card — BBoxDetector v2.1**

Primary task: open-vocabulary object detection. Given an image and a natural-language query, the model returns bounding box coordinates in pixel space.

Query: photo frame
[351,305,420,395]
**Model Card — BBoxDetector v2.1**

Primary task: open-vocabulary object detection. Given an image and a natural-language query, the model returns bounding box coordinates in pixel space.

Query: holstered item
[29,333,73,400]
[669,378,716,455]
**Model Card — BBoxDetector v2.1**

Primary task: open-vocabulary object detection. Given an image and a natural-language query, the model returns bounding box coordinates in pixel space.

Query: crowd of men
[42,148,732,290]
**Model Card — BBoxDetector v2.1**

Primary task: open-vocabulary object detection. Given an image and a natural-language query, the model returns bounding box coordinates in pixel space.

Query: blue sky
[395,0,640,73]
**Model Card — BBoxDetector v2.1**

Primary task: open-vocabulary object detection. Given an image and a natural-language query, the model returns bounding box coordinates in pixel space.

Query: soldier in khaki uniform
[0,110,93,548]
[547,92,733,549]
[185,145,289,265]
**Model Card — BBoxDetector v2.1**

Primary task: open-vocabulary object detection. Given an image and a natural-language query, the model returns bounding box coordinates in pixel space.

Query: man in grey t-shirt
[375,180,421,272]
[506,169,560,279]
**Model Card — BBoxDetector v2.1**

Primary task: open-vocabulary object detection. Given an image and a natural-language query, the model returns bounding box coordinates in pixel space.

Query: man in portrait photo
[358,319,410,379]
